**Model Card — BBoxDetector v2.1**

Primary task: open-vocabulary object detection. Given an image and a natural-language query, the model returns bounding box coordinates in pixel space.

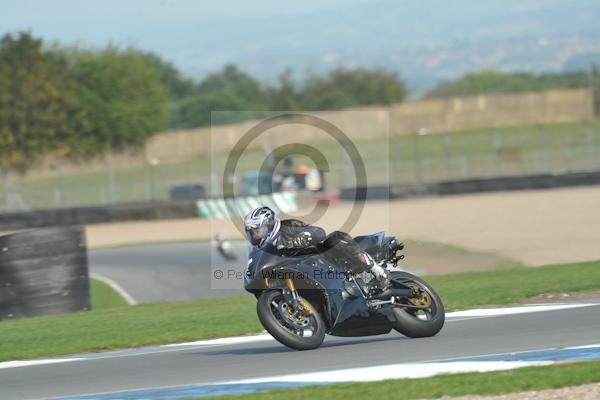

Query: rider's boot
[358,252,391,291]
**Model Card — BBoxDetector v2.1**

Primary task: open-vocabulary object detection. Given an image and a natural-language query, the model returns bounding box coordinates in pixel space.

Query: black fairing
[354,231,398,262]
[244,236,399,337]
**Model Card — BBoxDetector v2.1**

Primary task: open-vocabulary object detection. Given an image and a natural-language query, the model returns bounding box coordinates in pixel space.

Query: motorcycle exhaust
[373,287,414,300]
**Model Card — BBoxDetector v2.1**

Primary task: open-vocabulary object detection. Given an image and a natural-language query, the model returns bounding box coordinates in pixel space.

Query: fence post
[494,129,503,175]
[342,143,354,188]
[443,132,452,179]
[211,144,220,197]
[391,136,402,185]
[537,125,548,173]
[159,162,166,201]
[586,121,595,170]
[414,131,423,185]
[106,152,116,204]
[149,158,159,202]
[459,157,469,179]
[54,163,64,208]
[2,169,28,211]
[2,168,8,211]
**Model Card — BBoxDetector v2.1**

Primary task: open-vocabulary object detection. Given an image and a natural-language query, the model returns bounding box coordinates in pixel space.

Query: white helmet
[243,206,280,248]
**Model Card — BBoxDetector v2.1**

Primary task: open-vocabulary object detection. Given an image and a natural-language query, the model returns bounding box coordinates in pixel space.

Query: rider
[213,233,236,261]
[243,206,391,289]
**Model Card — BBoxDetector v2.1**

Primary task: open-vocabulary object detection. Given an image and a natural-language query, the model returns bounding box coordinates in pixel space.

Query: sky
[0,0,375,80]
[0,0,370,43]
[3,0,599,89]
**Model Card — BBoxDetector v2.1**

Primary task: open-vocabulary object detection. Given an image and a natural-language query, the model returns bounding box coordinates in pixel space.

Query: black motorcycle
[244,231,445,350]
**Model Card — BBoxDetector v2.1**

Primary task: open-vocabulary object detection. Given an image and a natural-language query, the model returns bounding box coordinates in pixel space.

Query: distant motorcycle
[244,232,445,350]
[213,234,237,261]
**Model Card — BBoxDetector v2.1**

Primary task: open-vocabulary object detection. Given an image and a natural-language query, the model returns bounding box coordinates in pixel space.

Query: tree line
[0,31,407,172]
[0,32,169,172]
[426,69,600,99]
[166,64,408,128]
[4,30,599,174]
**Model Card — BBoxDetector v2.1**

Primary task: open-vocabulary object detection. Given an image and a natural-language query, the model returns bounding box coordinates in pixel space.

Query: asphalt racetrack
[89,242,250,303]
[1,301,599,399]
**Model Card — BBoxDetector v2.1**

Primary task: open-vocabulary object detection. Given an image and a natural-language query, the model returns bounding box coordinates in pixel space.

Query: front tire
[257,290,326,350]
[390,271,445,338]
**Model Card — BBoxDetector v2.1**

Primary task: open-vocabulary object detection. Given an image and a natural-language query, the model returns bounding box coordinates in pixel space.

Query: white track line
[445,303,599,318]
[565,343,600,350]
[90,272,137,305]
[0,358,85,370]
[161,332,272,347]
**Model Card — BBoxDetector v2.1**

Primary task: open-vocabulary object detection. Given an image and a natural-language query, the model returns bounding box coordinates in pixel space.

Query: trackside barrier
[0,201,197,230]
[2,170,598,228]
[197,192,298,220]
[0,227,90,320]
[340,170,600,201]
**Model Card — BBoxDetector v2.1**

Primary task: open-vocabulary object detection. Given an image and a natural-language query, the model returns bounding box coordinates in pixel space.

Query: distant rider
[213,233,236,261]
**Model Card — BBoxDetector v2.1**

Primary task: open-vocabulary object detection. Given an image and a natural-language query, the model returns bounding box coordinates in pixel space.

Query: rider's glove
[291,232,312,248]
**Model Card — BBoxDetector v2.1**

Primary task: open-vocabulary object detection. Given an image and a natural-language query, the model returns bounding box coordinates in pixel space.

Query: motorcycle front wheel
[257,290,326,350]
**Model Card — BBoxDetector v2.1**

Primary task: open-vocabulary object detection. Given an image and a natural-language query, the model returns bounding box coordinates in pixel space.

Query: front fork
[285,278,299,301]
[282,278,312,315]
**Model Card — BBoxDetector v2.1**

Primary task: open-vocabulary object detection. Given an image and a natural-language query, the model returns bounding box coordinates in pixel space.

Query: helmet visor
[245,226,268,247]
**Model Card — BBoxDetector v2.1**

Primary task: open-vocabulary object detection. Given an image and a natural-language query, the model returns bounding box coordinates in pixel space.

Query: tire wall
[0,226,90,320]
[0,201,198,230]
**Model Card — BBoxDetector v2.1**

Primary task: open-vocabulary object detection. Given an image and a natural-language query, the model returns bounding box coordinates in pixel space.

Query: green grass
[90,278,129,309]
[2,119,600,209]
[191,361,600,400]
[0,295,261,362]
[427,260,600,311]
[0,260,598,362]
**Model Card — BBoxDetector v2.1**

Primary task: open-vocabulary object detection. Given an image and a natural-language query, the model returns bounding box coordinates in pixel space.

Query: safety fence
[340,170,600,200]
[197,192,298,220]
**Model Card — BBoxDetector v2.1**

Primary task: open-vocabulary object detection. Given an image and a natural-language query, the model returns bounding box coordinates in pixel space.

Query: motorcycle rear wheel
[257,290,326,350]
[390,271,445,338]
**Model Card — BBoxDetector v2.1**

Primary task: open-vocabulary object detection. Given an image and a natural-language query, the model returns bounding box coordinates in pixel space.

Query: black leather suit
[273,219,367,273]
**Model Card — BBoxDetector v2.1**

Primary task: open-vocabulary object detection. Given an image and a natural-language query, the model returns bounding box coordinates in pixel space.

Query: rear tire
[257,290,326,350]
[390,271,445,338]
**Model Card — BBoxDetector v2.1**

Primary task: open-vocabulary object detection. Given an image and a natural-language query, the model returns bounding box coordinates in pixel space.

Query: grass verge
[0,260,598,362]
[427,260,600,311]
[0,295,261,362]
[192,361,600,400]
[90,278,129,309]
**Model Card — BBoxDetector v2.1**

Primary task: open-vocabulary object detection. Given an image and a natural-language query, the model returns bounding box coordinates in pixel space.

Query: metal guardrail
[1,170,598,229]
[197,192,298,220]
[340,170,600,201]
[0,201,198,230]
[0,192,299,229]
